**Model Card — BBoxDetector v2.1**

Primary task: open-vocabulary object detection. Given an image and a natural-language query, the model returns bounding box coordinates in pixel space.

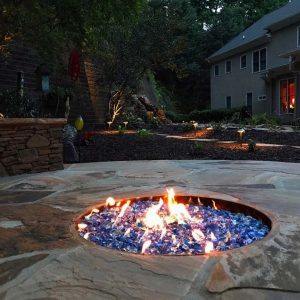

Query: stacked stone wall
[0,118,66,176]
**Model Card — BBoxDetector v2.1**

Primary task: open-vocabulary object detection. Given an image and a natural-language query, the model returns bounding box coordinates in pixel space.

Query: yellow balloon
[75,116,84,130]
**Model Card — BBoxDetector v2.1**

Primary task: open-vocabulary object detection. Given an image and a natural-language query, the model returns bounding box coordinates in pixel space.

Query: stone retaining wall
[0,118,66,176]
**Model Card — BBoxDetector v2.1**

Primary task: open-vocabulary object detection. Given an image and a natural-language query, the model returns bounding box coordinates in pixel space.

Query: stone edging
[0,118,67,126]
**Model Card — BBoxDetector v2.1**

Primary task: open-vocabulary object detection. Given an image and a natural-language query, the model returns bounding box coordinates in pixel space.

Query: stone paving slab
[0,160,299,300]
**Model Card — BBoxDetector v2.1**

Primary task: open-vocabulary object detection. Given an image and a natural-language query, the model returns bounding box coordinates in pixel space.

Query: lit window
[280,78,295,114]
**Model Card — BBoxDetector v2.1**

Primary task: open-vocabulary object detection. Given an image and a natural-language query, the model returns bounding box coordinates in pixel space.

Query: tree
[0,0,145,62]
[154,0,289,113]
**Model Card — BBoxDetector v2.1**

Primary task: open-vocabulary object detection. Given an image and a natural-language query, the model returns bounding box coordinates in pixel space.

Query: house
[208,0,300,122]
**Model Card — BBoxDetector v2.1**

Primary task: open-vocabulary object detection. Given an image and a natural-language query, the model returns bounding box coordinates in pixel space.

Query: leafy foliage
[165,111,189,123]
[244,113,281,126]
[0,90,38,117]
[0,0,145,63]
[137,128,151,138]
[117,125,126,136]
[189,108,241,123]
[247,139,256,152]
[193,142,206,153]
[0,0,289,116]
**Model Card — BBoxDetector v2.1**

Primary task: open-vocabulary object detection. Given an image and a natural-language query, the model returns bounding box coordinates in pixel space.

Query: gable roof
[208,1,300,63]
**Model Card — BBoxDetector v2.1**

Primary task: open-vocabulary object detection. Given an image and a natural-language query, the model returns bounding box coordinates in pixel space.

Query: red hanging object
[68,49,81,81]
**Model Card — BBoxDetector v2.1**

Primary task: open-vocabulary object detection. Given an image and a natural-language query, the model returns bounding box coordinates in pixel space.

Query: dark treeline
[0,0,288,114]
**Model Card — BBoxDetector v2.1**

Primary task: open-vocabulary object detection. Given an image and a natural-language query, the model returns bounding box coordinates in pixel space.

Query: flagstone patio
[0,160,300,300]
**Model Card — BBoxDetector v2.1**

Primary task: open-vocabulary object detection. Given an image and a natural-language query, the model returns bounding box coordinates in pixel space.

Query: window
[253,48,267,72]
[225,61,232,74]
[240,55,247,69]
[280,78,295,114]
[246,92,253,107]
[226,96,232,109]
[214,65,220,77]
[260,48,267,71]
[258,95,267,101]
[253,51,260,72]
[246,92,253,115]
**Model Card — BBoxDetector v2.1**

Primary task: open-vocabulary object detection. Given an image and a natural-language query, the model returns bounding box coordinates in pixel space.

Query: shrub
[189,108,241,123]
[182,122,195,132]
[0,90,39,117]
[150,116,160,129]
[165,111,189,123]
[248,139,256,152]
[123,112,142,129]
[246,113,280,127]
[118,125,125,135]
[193,142,205,153]
[137,128,151,138]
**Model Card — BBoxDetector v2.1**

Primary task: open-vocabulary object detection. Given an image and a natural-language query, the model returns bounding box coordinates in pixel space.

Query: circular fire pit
[76,189,271,255]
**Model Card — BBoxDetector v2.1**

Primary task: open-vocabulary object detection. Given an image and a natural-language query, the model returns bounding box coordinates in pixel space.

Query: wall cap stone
[0,118,67,127]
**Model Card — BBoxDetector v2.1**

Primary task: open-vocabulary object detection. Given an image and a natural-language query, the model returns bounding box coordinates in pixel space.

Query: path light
[107,121,112,130]
[193,122,198,136]
[237,129,246,145]
[123,121,128,129]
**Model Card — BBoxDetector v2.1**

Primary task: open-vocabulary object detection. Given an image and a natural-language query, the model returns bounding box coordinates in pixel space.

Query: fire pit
[76,189,270,255]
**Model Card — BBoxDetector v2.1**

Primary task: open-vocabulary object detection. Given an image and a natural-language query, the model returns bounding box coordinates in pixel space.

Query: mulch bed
[207,128,300,146]
[77,134,300,163]
[159,126,300,146]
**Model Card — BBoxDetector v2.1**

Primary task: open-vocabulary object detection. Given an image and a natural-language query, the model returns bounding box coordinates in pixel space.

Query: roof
[209,1,300,62]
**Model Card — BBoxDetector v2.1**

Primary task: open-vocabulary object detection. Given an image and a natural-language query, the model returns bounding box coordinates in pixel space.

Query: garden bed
[77,133,300,163]
[203,128,300,146]
[158,126,300,146]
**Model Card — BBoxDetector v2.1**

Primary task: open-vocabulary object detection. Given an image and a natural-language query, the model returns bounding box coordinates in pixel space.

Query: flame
[88,188,220,255]
[85,208,100,219]
[160,227,167,240]
[78,223,87,231]
[106,197,115,206]
[205,241,214,253]
[172,234,177,245]
[141,240,152,254]
[167,188,191,224]
[224,231,231,243]
[143,198,164,230]
[192,229,205,241]
[113,200,131,226]
[210,232,217,241]
[142,189,193,246]
[124,228,131,237]
[118,200,130,218]
[212,200,218,210]
[83,232,90,240]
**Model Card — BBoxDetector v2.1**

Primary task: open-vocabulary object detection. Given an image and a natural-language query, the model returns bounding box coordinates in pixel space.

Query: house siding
[211,48,268,114]
[210,22,300,119]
